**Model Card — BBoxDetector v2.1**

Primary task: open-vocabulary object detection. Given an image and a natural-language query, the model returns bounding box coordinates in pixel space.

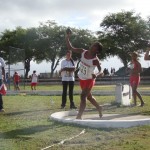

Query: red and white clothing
[80,79,95,90]
[14,73,20,83]
[0,57,5,80]
[0,57,5,110]
[31,73,38,85]
[78,50,98,80]
[78,50,98,89]
[129,62,140,86]
[0,57,6,95]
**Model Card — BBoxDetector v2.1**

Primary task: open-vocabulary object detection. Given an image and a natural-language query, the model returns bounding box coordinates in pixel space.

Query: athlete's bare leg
[76,88,90,119]
[87,93,102,118]
[132,84,144,106]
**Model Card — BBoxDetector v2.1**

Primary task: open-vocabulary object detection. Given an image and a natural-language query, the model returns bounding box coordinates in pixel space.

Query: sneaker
[61,106,65,109]
[139,102,145,107]
[0,109,5,112]
[130,104,136,107]
[70,105,77,109]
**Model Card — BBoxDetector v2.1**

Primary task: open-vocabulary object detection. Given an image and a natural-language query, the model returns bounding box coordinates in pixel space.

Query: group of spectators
[103,67,116,76]
[5,71,38,91]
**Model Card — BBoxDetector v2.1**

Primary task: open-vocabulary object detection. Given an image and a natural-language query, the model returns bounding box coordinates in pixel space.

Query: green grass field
[8,84,150,91]
[0,86,150,150]
[8,84,116,91]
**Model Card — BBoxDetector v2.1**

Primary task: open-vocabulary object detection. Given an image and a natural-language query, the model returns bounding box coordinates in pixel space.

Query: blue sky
[0,0,150,75]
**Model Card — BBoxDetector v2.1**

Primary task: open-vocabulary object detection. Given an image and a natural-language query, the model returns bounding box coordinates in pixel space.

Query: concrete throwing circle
[50,110,150,128]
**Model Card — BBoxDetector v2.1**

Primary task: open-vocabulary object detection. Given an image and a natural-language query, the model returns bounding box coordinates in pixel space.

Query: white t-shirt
[78,50,97,80]
[61,59,75,81]
[0,57,5,79]
[31,73,38,83]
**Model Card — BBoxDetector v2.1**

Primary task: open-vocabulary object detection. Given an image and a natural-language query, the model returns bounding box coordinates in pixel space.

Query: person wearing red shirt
[129,52,144,107]
[13,72,20,90]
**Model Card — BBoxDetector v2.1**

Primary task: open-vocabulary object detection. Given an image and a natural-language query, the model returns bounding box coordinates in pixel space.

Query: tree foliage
[0,21,97,78]
[34,21,97,77]
[3,11,149,77]
[34,20,68,77]
[99,10,150,67]
[0,27,39,78]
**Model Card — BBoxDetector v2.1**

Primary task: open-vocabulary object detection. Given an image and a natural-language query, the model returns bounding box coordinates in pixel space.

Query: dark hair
[93,42,103,53]
[66,50,72,54]
[66,50,74,66]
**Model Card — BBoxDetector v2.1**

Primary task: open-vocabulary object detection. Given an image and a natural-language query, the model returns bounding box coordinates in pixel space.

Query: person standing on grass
[13,72,20,91]
[31,70,38,90]
[128,51,145,107]
[5,72,10,89]
[0,56,6,112]
[60,50,77,109]
[65,29,103,119]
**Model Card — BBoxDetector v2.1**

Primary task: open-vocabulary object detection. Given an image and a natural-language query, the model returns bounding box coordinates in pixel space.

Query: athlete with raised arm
[66,29,103,119]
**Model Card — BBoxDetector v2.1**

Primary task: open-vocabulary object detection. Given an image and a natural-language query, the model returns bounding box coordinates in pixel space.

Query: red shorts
[31,83,37,86]
[0,84,7,95]
[130,76,140,86]
[79,79,95,90]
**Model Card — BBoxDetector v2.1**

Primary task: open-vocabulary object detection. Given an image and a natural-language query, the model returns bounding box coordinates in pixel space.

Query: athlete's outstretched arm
[66,33,83,54]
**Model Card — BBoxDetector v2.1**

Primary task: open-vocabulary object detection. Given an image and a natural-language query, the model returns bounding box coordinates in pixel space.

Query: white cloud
[1,0,150,32]
[1,0,150,73]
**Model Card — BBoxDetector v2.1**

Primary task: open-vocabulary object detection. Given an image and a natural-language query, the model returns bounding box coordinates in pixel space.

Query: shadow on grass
[3,108,51,116]
[142,111,150,115]
[0,125,50,139]
[0,124,55,139]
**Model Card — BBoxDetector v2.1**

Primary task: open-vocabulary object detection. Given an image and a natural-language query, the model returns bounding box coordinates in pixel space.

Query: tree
[0,27,39,78]
[34,21,67,77]
[0,21,101,78]
[69,28,97,59]
[35,21,97,77]
[99,10,150,67]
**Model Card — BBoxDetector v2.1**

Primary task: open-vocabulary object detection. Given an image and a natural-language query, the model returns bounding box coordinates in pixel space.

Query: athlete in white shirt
[31,70,38,90]
[66,30,103,119]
